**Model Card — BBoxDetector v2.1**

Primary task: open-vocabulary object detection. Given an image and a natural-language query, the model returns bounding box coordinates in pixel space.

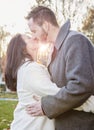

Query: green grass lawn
[0,92,18,130]
[0,100,18,130]
[0,92,17,99]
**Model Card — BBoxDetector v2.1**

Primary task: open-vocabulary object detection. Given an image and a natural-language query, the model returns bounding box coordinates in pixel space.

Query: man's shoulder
[68,30,84,39]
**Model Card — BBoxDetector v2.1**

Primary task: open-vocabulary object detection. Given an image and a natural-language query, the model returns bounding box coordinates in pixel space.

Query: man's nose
[31,34,37,39]
[33,37,38,41]
[32,37,39,43]
[30,39,39,45]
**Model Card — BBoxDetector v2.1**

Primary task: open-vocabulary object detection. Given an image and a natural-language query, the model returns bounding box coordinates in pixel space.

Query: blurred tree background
[0,0,94,82]
[34,0,94,43]
[0,26,10,82]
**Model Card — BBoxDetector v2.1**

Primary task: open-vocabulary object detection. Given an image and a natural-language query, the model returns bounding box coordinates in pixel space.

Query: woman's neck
[31,51,37,61]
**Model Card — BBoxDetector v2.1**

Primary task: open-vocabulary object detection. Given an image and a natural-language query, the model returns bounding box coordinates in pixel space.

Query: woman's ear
[42,21,49,33]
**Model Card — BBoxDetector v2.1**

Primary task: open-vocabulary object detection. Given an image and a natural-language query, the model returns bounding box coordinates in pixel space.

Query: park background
[0,0,94,130]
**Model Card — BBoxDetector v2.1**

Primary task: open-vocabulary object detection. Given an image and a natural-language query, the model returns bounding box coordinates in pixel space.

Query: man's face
[28,18,47,43]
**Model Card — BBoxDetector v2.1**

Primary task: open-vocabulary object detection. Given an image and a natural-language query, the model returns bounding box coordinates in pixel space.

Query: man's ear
[42,21,49,32]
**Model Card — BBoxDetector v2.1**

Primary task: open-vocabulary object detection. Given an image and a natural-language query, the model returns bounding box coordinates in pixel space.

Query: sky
[0,0,94,57]
[0,0,37,34]
[0,0,94,34]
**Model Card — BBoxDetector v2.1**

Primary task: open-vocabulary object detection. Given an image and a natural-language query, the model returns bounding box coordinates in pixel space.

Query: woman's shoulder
[24,61,45,68]
[19,60,46,72]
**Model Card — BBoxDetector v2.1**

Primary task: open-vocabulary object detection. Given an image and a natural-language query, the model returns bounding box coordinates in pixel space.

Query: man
[26,6,94,130]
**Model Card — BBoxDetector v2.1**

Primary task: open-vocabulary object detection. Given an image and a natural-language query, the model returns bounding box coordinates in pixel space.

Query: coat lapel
[55,19,70,50]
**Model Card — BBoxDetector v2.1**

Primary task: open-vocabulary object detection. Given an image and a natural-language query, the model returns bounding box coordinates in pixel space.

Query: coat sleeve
[42,35,94,118]
[74,95,94,113]
[24,63,60,97]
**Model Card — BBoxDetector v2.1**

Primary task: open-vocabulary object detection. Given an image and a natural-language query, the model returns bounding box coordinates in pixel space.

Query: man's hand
[26,95,44,116]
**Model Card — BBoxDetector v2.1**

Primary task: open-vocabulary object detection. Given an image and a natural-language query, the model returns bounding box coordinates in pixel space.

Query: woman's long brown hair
[5,34,33,91]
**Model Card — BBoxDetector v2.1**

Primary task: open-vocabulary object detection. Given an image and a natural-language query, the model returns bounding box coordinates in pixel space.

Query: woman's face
[22,35,39,58]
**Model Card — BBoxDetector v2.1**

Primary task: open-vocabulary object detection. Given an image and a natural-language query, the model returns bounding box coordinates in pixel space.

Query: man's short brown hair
[26,6,59,27]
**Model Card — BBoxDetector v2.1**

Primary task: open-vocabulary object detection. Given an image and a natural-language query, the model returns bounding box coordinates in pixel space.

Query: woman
[5,34,60,130]
[5,34,94,130]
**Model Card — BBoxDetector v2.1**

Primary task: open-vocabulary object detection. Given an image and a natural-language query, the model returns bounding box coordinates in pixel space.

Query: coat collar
[55,19,70,50]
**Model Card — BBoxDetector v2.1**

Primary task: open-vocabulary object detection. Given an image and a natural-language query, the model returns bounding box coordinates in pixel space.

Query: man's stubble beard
[41,27,48,43]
